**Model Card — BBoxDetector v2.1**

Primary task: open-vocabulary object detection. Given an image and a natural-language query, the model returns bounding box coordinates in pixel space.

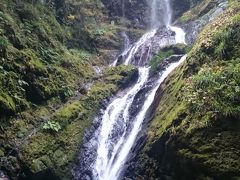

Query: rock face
[0,0,139,179]
[132,1,240,179]
[101,0,148,28]
[171,0,191,21]
[179,0,228,44]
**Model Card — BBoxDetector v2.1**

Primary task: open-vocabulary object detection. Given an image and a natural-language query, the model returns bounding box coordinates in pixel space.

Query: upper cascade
[151,0,186,44]
[151,0,172,28]
[111,0,186,67]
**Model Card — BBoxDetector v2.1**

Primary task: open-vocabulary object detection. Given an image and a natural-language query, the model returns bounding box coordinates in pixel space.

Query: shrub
[43,121,61,132]
[0,36,8,47]
[186,61,240,117]
[94,28,106,36]
[149,49,175,73]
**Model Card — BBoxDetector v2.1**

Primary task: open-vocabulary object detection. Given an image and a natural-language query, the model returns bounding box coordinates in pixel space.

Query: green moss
[149,44,190,73]
[0,36,8,47]
[51,101,85,127]
[138,2,240,179]
[148,62,188,139]
[17,63,136,179]
[177,0,212,23]
[30,156,53,173]
[0,92,16,114]
[0,149,4,157]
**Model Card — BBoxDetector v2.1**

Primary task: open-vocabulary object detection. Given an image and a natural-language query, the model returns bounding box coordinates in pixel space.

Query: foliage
[149,49,175,73]
[178,0,211,23]
[43,121,61,132]
[149,44,191,73]
[186,61,240,117]
[214,24,240,60]
[95,27,107,36]
[0,0,136,179]
[69,49,92,61]
[0,36,8,47]
[138,3,240,179]
[62,86,74,99]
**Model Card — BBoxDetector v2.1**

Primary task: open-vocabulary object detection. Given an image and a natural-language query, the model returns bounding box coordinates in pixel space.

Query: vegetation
[186,61,240,118]
[149,44,191,73]
[0,0,138,179]
[43,121,62,132]
[136,1,240,179]
[178,0,212,23]
[0,0,239,179]
[149,49,175,72]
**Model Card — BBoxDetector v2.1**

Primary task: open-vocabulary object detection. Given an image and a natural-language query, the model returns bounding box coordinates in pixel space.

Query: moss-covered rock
[0,59,137,179]
[135,1,240,179]
[0,0,139,179]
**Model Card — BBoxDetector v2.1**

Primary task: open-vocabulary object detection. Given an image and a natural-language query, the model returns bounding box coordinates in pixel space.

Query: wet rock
[171,0,190,21]
[119,68,139,89]
[153,54,183,73]
[79,83,93,95]
[123,27,177,66]
[101,0,148,28]
[0,171,9,180]
[179,0,228,44]
[116,55,125,66]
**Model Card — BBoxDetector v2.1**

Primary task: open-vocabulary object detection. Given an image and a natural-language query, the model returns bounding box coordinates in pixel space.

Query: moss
[0,149,4,157]
[14,64,137,179]
[149,44,191,73]
[177,0,212,23]
[137,2,240,179]
[51,101,86,127]
[0,92,16,114]
[0,36,8,47]
[30,156,53,173]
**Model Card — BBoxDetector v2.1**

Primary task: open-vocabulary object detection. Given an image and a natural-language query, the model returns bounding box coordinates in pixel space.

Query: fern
[43,121,61,132]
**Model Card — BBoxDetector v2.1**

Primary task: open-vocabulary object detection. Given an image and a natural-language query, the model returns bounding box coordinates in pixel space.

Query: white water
[151,0,158,28]
[100,55,187,180]
[121,0,125,18]
[111,29,157,66]
[91,0,187,179]
[122,31,130,50]
[150,0,186,44]
[124,29,157,65]
[169,26,186,44]
[94,67,149,179]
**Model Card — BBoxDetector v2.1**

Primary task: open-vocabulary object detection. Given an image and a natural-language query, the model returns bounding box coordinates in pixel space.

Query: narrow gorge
[73,0,187,179]
[0,0,239,180]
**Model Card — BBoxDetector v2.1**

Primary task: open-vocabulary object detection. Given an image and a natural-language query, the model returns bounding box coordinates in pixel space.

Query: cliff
[0,0,139,179]
[134,0,240,179]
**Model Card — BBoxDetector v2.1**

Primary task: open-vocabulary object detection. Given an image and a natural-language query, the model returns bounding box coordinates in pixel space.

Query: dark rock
[101,0,148,28]
[0,171,10,180]
[171,0,190,22]
[19,169,60,180]
[178,0,228,44]
[116,55,124,66]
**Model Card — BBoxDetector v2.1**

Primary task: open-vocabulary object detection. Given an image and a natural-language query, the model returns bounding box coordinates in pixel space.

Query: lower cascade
[73,0,187,179]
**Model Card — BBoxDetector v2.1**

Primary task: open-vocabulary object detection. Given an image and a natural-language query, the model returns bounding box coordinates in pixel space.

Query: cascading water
[150,0,186,44]
[73,0,187,179]
[121,0,125,18]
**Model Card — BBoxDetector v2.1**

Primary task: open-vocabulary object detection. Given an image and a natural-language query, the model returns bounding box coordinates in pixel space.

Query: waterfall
[150,0,186,44]
[121,0,125,18]
[150,0,171,28]
[121,31,130,51]
[73,0,187,179]
[150,0,158,28]
[94,56,186,180]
